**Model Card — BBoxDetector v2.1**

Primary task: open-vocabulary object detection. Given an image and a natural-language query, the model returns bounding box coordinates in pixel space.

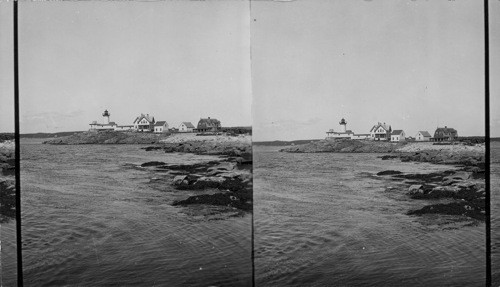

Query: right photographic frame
[251,0,495,286]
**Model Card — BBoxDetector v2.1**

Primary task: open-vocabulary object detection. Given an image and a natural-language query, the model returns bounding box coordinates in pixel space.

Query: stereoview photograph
[252,1,487,286]
[9,1,253,286]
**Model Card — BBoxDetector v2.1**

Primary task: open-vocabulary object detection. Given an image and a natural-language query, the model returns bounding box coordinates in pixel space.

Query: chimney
[208,117,210,119]
[445,126,447,128]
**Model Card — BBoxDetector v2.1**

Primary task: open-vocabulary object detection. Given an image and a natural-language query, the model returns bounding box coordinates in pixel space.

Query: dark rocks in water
[235,157,252,165]
[218,178,248,192]
[407,202,484,221]
[380,155,398,160]
[142,146,163,151]
[141,161,166,167]
[377,170,403,176]
[159,161,220,174]
[172,192,252,212]
[189,176,226,190]
[1,164,15,176]
[393,170,455,182]
[172,175,189,186]
[398,149,485,168]
[376,167,485,221]
[0,153,15,176]
[159,141,252,157]
[0,179,16,222]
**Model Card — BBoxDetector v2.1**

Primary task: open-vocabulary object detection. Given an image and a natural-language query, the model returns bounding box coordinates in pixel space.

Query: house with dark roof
[415,131,432,141]
[178,122,195,133]
[133,114,155,132]
[390,130,406,142]
[432,126,458,142]
[369,122,392,141]
[197,117,221,133]
[154,121,169,133]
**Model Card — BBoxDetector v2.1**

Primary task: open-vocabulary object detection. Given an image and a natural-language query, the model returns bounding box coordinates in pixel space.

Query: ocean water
[0,220,17,286]
[19,139,252,286]
[254,145,486,286]
[491,141,500,286]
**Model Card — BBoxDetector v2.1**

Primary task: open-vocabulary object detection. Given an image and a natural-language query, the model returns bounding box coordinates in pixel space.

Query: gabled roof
[418,131,432,137]
[197,118,221,129]
[370,123,391,133]
[133,113,155,124]
[435,127,457,134]
[391,130,404,135]
[181,122,195,128]
[154,121,167,126]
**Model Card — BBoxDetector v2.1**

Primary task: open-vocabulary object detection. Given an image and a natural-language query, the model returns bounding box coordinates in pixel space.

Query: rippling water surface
[254,145,485,286]
[20,139,251,286]
[491,141,500,286]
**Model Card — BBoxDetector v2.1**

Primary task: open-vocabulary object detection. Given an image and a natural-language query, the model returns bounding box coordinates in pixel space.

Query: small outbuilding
[179,122,195,133]
[391,130,406,142]
[415,131,432,141]
[154,121,169,133]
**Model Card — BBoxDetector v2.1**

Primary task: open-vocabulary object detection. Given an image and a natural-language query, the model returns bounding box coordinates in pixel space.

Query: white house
[391,130,406,142]
[154,121,169,133]
[178,122,195,133]
[369,122,392,141]
[133,114,155,132]
[415,131,432,141]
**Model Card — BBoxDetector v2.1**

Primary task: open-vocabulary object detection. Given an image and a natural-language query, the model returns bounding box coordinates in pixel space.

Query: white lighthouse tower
[102,109,111,124]
[339,118,347,133]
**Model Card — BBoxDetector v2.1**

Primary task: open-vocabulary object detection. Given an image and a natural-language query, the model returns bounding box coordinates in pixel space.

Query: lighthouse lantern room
[339,118,347,133]
[102,109,111,124]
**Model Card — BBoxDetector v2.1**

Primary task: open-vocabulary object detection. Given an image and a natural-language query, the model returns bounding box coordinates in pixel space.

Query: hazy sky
[1,0,499,139]
[9,1,252,133]
[0,3,14,133]
[252,0,494,141]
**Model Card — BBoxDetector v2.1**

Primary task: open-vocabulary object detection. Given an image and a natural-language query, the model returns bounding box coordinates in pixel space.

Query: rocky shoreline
[377,168,485,222]
[280,138,405,153]
[282,139,485,223]
[377,143,485,222]
[0,140,15,223]
[43,131,252,217]
[140,135,252,217]
[43,131,171,145]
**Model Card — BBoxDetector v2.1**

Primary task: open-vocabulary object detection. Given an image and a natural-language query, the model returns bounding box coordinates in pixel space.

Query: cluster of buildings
[89,110,221,133]
[326,118,458,142]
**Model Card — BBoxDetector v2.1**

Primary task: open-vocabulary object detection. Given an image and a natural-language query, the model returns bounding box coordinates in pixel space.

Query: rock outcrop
[0,140,15,223]
[142,159,252,214]
[281,139,406,153]
[43,131,170,145]
[377,168,485,221]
